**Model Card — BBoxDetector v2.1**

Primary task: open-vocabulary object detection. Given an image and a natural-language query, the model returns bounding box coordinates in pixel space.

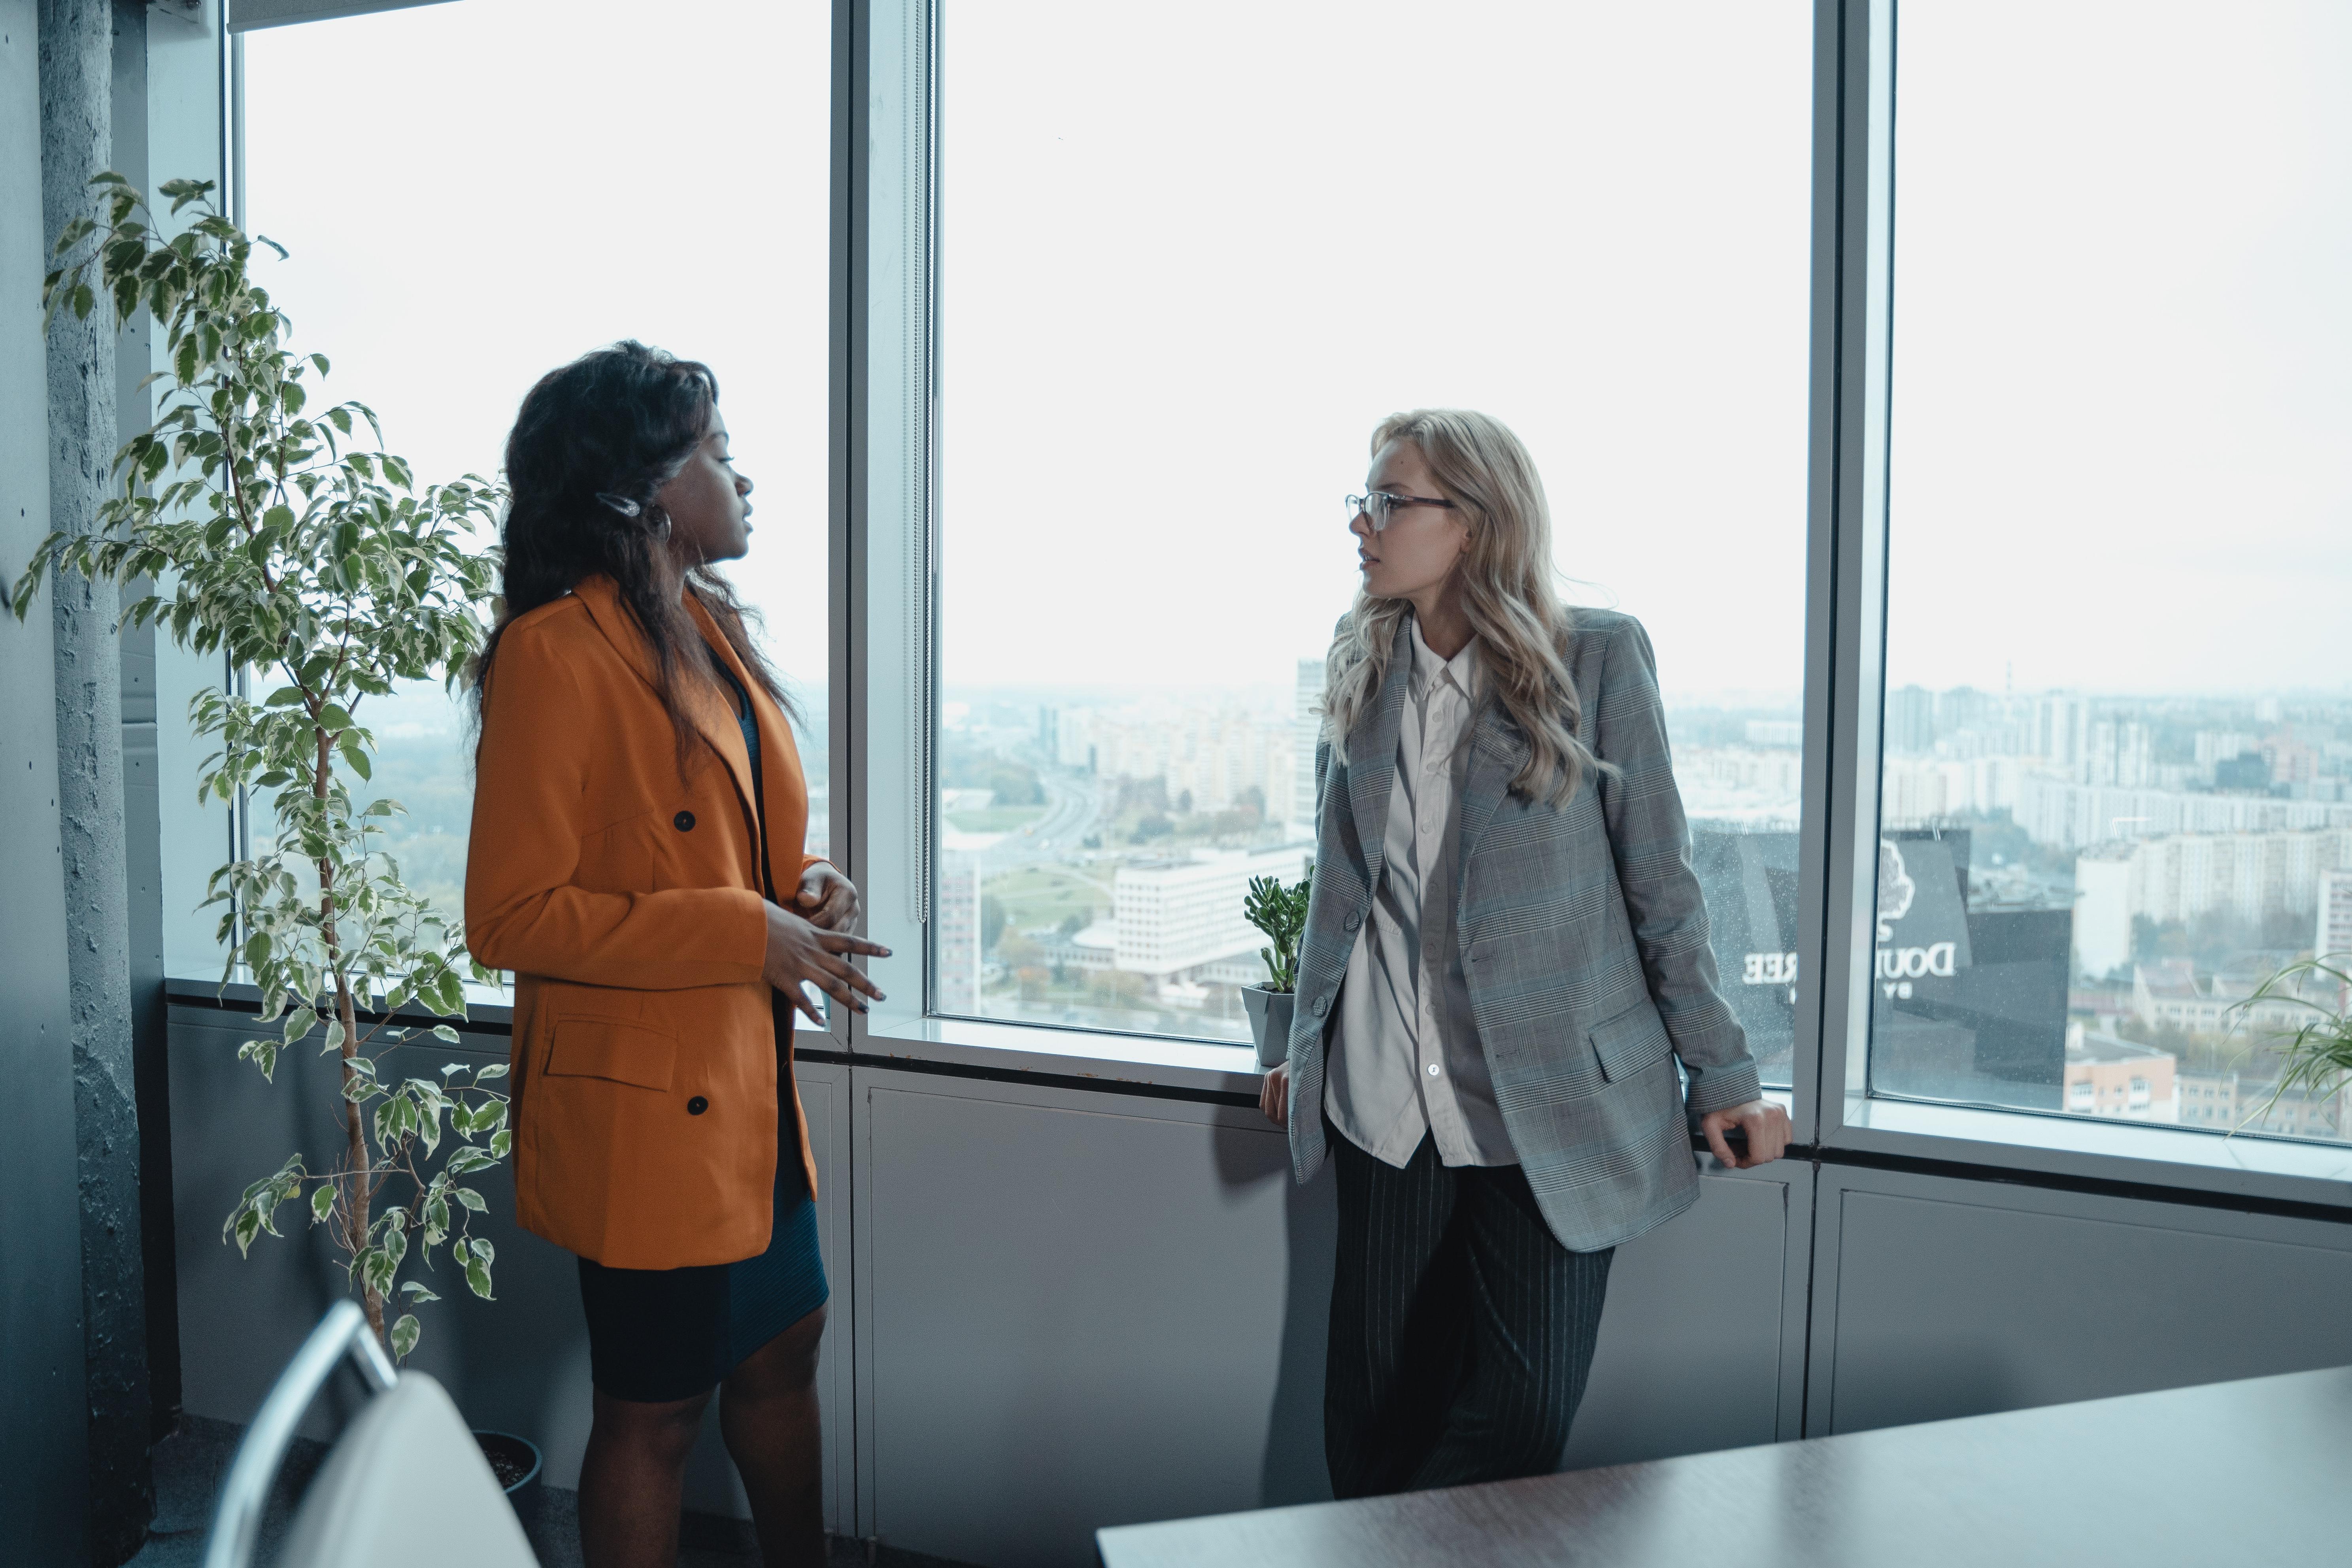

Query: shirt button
[1425,1063,1441,1078]
[674,811,696,831]
[687,1096,710,1115]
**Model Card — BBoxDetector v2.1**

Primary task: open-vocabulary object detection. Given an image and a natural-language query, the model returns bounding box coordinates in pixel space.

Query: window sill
[162,974,837,1043]
[858,1013,1265,1099]
[1831,1094,2352,1212]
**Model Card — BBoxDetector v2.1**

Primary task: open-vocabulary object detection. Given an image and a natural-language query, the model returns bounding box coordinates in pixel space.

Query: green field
[985,862,1113,931]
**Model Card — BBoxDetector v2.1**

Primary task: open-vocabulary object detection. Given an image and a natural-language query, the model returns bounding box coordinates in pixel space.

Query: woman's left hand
[795,862,864,932]
[1698,1099,1793,1170]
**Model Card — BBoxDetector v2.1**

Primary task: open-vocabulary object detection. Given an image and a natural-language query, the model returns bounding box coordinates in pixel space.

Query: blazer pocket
[1589,999,1671,1084]
[545,1017,678,1092]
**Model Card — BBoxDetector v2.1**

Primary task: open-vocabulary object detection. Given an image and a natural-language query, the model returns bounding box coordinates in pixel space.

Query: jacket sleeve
[465,625,769,991]
[1589,616,1762,1117]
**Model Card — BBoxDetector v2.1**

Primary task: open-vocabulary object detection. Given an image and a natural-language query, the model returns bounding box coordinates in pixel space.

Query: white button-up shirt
[1325,620,1518,1169]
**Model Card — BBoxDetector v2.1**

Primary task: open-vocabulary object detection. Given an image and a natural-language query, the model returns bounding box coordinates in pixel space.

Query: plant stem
[315,718,381,1343]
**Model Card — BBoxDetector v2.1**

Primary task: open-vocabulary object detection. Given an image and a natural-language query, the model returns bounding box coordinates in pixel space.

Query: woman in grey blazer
[1260,408,1791,1498]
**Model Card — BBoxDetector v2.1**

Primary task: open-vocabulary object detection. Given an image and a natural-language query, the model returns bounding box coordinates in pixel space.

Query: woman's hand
[795,861,863,931]
[764,900,888,1026]
[1260,1061,1290,1128]
[1698,1098,1792,1170]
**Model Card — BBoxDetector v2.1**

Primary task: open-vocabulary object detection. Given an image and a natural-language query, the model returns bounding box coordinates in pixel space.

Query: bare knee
[728,1304,827,1401]
[591,1387,712,1466]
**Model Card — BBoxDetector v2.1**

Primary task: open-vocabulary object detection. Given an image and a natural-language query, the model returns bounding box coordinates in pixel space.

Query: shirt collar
[1408,615,1479,703]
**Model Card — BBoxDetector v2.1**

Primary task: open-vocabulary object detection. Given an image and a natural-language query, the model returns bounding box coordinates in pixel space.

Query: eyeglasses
[1346,490,1459,533]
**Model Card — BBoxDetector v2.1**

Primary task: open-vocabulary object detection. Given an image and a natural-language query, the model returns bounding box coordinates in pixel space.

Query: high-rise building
[936,849,982,1014]
[1114,846,1308,978]
[2085,719,2153,788]
[2016,775,2352,849]
[1294,657,1324,830]
[1887,684,1937,755]
[2194,730,2258,768]
[2318,868,2352,964]
[2071,828,2352,975]
[1937,685,1997,735]
[2034,692,2088,774]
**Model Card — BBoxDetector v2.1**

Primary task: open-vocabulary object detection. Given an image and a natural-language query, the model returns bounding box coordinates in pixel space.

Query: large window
[1871,1,2352,1142]
[933,0,1815,1067]
[238,0,832,965]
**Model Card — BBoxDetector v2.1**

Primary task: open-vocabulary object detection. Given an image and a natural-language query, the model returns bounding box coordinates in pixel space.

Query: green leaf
[453,1187,487,1213]
[310,1182,335,1225]
[232,1207,262,1257]
[464,1252,494,1300]
[236,1039,280,1081]
[430,1025,460,1043]
[388,1313,420,1360]
[399,1280,440,1302]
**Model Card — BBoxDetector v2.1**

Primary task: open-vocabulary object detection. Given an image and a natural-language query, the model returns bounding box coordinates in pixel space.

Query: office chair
[203,1299,538,1568]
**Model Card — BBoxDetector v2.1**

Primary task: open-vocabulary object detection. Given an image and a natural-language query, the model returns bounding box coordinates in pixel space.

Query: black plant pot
[1240,987,1295,1070]
[474,1429,543,1522]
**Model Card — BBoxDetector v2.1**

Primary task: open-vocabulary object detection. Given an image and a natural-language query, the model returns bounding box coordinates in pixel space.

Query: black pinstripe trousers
[1324,1126,1614,1499]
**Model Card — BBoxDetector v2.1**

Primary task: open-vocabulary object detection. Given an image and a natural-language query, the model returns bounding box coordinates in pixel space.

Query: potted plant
[19,173,506,1367]
[2229,957,2352,1132]
[1240,866,1312,1070]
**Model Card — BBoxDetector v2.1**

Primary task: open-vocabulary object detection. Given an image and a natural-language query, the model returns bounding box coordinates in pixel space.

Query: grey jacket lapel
[1345,617,1416,893]
[1458,698,1529,869]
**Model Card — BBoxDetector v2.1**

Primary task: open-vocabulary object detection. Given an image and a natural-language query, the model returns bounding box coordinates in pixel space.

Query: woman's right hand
[1260,1061,1289,1128]
[764,900,889,1025]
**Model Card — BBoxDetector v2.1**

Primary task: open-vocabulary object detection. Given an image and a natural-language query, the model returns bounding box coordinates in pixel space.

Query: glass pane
[936,0,1814,1068]
[1874,2,2352,1139]
[241,0,831,968]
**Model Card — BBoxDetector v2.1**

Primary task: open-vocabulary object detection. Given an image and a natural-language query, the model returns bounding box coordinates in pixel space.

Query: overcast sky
[245,0,2346,724]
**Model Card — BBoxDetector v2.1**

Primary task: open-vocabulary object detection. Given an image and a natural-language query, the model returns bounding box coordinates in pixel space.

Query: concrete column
[3,3,92,1560]
[40,0,152,1560]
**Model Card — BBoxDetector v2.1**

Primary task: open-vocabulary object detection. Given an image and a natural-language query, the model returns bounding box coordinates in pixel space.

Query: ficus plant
[15,173,506,1359]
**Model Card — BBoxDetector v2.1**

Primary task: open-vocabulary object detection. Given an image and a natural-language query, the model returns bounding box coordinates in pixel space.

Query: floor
[126,1415,973,1567]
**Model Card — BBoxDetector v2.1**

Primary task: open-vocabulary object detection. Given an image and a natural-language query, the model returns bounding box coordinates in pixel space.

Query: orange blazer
[465,574,822,1270]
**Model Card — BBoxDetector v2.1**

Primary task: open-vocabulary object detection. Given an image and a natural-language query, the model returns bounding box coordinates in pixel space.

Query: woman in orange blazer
[467,341,882,1568]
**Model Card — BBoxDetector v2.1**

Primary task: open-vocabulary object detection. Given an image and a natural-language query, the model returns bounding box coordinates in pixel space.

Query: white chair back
[201,1300,536,1568]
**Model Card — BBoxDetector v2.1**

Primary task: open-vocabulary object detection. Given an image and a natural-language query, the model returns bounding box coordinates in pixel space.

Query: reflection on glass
[239,0,831,960]
[1874,2,2352,1140]
[936,1,1812,1060]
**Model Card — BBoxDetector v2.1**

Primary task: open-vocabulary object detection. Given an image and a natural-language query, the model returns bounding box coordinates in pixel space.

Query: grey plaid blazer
[1286,609,1760,1253]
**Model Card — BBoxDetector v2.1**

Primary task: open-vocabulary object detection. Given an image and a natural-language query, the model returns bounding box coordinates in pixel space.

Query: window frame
[152,0,2352,1197]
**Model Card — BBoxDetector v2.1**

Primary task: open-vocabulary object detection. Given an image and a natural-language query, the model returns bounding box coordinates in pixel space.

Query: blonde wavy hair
[1323,408,1608,810]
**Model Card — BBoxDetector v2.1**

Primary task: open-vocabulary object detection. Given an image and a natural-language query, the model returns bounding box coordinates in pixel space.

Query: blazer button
[1344,912,1362,932]
[687,1096,709,1115]
[674,811,696,831]
[1314,995,1330,1017]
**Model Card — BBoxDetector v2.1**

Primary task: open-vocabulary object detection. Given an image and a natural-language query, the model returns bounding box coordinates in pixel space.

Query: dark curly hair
[472,340,795,772]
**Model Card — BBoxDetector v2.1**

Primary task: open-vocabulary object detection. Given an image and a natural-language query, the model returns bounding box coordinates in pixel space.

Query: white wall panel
[851,1069,1811,1567]
[1810,1164,2352,1438]
[852,1072,1333,1567]
[1567,1162,1812,1468]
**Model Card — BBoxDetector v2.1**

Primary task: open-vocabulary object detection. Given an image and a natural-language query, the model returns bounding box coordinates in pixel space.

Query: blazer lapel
[1458,698,1529,870]
[1346,617,1416,893]
[689,595,812,896]
[571,575,760,828]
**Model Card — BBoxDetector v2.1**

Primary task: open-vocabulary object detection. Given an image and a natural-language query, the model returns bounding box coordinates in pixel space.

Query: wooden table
[1097,1365,2352,1567]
